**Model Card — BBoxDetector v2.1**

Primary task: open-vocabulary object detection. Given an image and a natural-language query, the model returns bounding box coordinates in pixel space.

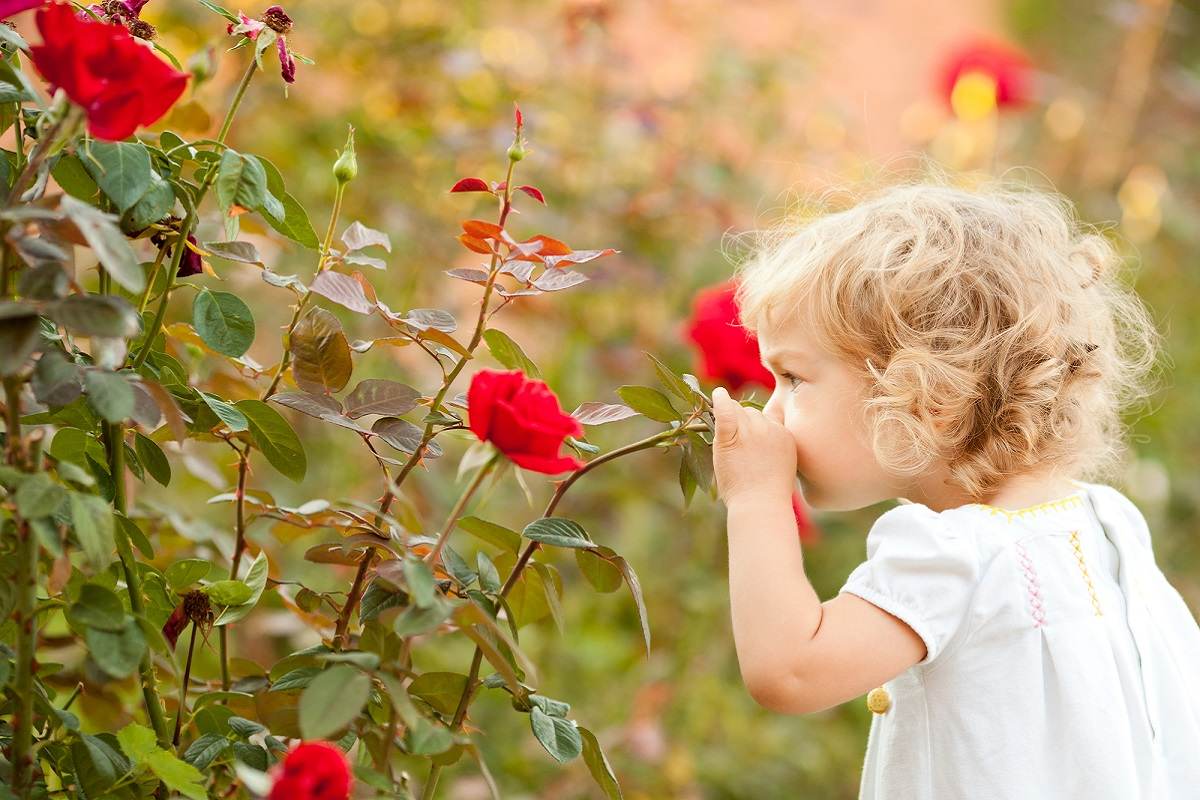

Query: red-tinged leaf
[457,234,493,255]
[517,185,545,204]
[444,268,491,284]
[462,219,504,240]
[543,248,619,269]
[450,177,490,193]
[499,260,537,282]
[309,270,375,314]
[351,271,378,303]
[495,286,543,298]
[228,203,251,218]
[512,235,570,262]
[492,180,506,193]
[532,269,588,292]
[570,402,640,425]
[514,102,523,130]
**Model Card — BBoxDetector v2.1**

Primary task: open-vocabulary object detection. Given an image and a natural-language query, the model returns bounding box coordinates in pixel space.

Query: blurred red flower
[267,741,352,800]
[684,280,774,392]
[1,0,44,18]
[792,491,821,544]
[937,38,1033,113]
[28,2,188,141]
[468,369,586,475]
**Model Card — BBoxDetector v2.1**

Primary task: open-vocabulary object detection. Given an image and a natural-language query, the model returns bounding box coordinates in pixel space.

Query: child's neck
[904,469,1080,513]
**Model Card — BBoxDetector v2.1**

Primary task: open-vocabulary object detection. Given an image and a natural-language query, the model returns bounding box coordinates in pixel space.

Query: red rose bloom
[684,280,774,392]
[468,369,586,475]
[937,38,1033,111]
[28,2,188,141]
[267,741,352,800]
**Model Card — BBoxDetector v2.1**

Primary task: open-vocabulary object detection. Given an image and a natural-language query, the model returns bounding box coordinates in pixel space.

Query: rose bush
[0,3,756,798]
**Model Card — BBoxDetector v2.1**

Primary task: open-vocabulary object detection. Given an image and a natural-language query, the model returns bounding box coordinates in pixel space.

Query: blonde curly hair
[727,174,1167,500]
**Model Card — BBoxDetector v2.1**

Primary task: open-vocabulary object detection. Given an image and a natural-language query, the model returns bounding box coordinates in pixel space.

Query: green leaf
[115,724,158,767]
[82,140,152,213]
[402,557,437,609]
[215,149,267,216]
[33,349,84,408]
[343,379,420,419]
[59,196,144,292]
[214,550,268,625]
[407,672,469,716]
[200,391,249,432]
[70,491,116,569]
[403,719,455,756]
[290,307,352,395]
[134,431,171,486]
[456,516,521,554]
[580,726,624,799]
[165,559,211,590]
[575,549,623,593]
[0,301,40,376]
[85,370,135,423]
[614,555,652,657]
[441,546,476,588]
[70,583,126,632]
[529,706,582,763]
[257,156,319,249]
[299,665,370,740]
[393,595,457,637]
[144,749,207,800]
[228,716,266,738]
[482,329,540,378]
[47,294,141,338]
[87,617,146,679]
[193,289,254,357]
[71,735,129,796]
[645,351,700,406]
[15,472,66,518]
[122,170,175,232]
[183,733,229,771]
[235,399,306,481]
[268,667,321,693]
[203,579,253,606]
[476,551,501,593]
[522,517,595,549]
[51,154,99,201]
[615,385,680,423]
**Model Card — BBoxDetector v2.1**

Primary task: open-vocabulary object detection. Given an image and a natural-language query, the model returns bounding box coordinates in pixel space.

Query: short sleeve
[837,502,981,668]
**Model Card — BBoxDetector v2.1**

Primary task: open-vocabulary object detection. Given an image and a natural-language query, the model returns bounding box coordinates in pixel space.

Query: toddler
[710,179,1200,799]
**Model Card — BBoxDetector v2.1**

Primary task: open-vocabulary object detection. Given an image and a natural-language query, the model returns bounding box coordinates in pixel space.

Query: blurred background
[26,0,1200,796]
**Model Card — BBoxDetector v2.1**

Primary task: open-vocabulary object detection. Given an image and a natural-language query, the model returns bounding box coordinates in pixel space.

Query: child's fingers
[712,387,740,446]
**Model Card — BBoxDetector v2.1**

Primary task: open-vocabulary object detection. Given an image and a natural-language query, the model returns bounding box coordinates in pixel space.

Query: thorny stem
[219,445,251,691]
[421,421,708,798]
[172,622,199,748]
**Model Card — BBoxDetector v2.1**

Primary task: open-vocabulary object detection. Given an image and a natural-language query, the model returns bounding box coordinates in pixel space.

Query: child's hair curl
[727,172,1167,500]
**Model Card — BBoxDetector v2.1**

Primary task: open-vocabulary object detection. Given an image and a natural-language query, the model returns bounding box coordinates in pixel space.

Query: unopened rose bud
[333,124,357,184]
[507,141,526,162]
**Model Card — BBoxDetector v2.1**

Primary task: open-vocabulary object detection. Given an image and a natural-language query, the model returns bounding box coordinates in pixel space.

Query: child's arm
[712,387,927,714]
[727,490,927,714]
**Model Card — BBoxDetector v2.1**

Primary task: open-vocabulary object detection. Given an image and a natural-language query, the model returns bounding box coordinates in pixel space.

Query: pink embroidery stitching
[1015,541,1046,628]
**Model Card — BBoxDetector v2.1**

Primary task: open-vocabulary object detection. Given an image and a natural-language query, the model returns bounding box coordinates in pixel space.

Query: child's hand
[712,386,797,506]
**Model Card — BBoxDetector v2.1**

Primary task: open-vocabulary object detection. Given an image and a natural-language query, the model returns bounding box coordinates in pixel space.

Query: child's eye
[780,371,804,390]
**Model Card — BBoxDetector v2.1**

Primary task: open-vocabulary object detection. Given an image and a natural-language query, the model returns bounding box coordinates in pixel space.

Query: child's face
[756,322,904,512]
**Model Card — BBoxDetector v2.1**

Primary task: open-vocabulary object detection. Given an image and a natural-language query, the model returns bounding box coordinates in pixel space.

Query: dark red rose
[267,741,352,800]
[28,2,188,141]
[171,233,203,277]
[161,602,187,649]
[468,369,586,475]
[791,491,821,545]
[937,38,1033,112]
[684,280,774,392]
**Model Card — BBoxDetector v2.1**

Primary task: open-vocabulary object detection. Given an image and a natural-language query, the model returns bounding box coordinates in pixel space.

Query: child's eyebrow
[760,349,807,370]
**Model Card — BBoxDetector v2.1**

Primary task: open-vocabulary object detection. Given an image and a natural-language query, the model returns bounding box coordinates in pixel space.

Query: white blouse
[838,479,1200,799]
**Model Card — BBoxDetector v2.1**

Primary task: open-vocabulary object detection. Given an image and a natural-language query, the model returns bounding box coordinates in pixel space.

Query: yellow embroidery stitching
[1069,530,1103,616]
[972,493,1085,524]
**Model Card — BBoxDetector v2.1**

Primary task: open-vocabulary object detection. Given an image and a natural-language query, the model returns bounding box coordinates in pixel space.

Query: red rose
[791,491,821,545]
[267,741,352,800]
[1,0,45,18]
[684,280,774,392]
[468,369,586,475]
[28,2,188,141]
[937,38,1033,112]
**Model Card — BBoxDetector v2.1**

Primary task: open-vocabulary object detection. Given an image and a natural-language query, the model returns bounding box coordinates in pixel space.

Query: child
[710,178,1200,799]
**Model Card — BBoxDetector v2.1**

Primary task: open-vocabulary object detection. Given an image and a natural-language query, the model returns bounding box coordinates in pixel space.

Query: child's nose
[763,395,785,425]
